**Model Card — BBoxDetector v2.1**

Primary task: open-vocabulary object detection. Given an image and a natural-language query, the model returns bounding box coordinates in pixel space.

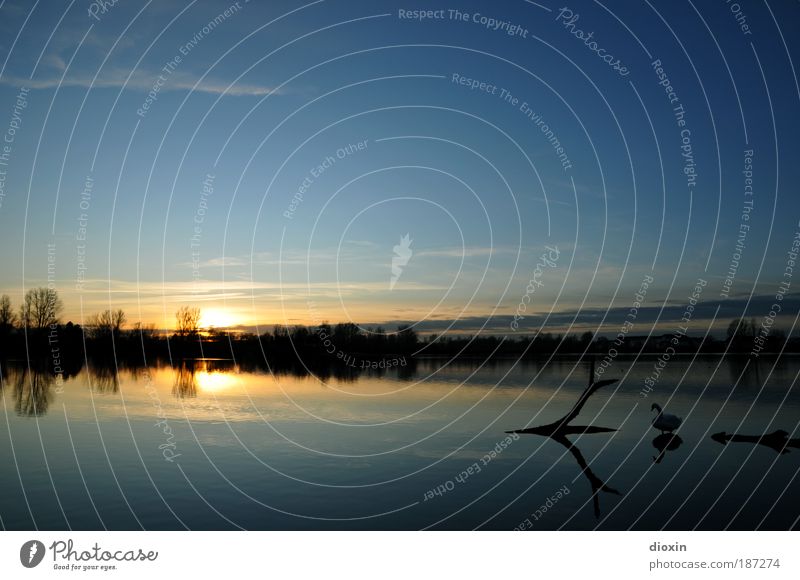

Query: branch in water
[507,373,618,436]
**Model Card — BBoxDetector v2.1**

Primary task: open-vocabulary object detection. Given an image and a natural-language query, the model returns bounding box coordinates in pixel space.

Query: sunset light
[199,309,238,330]
[2,0,799,564]
[195,370,239,393]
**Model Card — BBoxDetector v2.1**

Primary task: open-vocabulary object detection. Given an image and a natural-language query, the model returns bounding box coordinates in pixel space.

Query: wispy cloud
[415,246,519,259]
[375,293,800,336]
[23,278,447,297]
[176,256,250,269]
[0,66,281,96]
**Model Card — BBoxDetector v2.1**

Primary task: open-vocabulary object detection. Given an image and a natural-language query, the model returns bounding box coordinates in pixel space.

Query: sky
[0,0,799,337]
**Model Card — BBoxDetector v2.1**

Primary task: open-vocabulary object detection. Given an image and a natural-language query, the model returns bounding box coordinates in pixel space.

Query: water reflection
[553,433,621,518]
[652,433,683,464]
[508,359,622,518]
[12,366,55,417]
[727,355,763,389]
[172,363,198,399]
[1,356,799,530]
[171,359,242,398]
[196,370,239,393]
[712,430,800,455]
[89,364,119,393]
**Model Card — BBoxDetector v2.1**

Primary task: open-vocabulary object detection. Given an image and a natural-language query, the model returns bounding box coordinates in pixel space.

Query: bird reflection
[711,429,800,455]
[508,358,621,518]
[652,433,683,464]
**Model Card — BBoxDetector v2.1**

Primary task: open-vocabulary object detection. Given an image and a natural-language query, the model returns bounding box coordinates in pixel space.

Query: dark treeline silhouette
[1,290,799,374]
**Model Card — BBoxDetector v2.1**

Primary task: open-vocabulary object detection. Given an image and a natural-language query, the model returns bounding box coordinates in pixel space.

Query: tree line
[1,288,797,367]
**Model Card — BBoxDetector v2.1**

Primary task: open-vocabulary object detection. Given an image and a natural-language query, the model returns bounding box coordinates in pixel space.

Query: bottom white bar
[0,531,796,578]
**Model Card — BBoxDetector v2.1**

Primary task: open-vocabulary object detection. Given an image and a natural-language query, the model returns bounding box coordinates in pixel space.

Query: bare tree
[726,317,757,346]
[132,322,158,340]
[175,306,201,337]
[87,309,126,338]
[0,294,15,329]
[19,287,63,330]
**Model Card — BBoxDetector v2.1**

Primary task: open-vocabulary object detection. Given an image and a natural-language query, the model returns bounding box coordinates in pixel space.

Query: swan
[651,403,681,434]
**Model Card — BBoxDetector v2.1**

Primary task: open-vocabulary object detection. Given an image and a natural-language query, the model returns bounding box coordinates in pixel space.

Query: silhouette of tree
[726,317,755,345]
[19,287,63,330]
[0,295,15,348]
[175,306,201,337]
[87,309,126,339]
[333,322,361,344]
[396,324,418,352]
[0,294,15,328]
[132,322,158,340]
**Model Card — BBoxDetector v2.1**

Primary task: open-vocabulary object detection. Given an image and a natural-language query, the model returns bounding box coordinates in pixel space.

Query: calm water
[1,356,799,530]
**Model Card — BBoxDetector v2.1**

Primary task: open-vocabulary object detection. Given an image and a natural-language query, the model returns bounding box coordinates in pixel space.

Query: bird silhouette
[651,403,681,434]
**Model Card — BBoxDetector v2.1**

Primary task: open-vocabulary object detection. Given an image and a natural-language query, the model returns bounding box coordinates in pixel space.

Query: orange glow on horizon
[199,308,240,329]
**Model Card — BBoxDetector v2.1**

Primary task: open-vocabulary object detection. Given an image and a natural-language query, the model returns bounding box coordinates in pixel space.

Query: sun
[199,308,237,329]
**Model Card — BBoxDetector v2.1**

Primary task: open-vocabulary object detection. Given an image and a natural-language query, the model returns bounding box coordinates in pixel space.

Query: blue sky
[0,0,799,336]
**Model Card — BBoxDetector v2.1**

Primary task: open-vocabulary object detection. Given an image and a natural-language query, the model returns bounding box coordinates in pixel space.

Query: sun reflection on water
[195,370,240,393]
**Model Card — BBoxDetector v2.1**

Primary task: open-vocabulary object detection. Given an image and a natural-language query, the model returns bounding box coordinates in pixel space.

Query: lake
[1,356,798,530]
